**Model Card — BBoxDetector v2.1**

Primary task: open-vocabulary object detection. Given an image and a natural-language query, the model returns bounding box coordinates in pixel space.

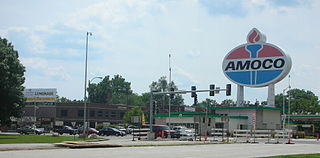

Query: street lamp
[282,86,289,139]
[33,104,39,134]
[87,76,103,128]
[282,75,291,140]
[89,77,103,85]
[168,54,172,129]
[83,32,92,138]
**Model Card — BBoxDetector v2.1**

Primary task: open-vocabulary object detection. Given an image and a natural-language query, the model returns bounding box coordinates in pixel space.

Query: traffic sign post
[252,113,257,143]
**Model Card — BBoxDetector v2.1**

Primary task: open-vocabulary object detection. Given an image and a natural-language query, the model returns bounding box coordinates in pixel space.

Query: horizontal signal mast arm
[151,89,226,95]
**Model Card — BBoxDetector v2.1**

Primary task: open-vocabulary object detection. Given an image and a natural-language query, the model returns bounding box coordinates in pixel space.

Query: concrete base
[147,132,155,141]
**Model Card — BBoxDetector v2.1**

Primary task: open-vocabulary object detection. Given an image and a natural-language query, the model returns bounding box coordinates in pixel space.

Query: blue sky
[1,0,319,105]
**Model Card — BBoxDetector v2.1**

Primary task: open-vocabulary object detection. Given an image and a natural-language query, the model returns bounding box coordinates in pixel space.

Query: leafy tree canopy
[221,99,235,106]
[88,75,132,104]
[196,98,218,108]
[275,88,320,114]
[0,37,25,125]
[149,76,184,106]
[56,96,72,103]
[123,106,144,125]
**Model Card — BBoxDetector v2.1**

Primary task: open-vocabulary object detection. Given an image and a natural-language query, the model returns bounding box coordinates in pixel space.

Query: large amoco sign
[222,28,292,87]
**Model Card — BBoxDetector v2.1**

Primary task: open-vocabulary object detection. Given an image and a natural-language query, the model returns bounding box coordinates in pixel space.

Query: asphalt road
[1,143,320,158]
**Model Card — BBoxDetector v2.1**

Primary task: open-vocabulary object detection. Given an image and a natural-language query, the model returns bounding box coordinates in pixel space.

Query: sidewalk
[1,136,319,151]
[0,143,56,151]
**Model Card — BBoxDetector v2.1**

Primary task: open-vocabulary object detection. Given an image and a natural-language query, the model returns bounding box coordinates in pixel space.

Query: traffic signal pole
[148,84,231,140]
[151,85,231,95]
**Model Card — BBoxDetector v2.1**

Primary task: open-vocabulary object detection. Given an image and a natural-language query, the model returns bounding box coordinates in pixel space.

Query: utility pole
[168,53,172,128]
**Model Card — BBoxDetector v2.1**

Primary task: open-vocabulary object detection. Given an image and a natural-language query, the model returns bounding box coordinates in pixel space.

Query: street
[1,142,320,158]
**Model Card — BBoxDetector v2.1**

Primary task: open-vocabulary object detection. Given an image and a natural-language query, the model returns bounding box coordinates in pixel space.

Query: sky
[1,0,319,105]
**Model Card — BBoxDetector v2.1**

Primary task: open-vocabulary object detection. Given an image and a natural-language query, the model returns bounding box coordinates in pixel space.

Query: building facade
[16,102,135,129]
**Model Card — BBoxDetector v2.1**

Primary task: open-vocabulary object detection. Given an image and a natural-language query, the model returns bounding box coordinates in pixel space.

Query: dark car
[53,126,77,135]
[141,124,175,138]
[99,127,126,136]
[17,126,44,135]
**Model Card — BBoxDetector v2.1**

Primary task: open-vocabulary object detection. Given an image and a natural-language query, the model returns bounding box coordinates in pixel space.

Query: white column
[236,85,244,107]
[267,84,275,107]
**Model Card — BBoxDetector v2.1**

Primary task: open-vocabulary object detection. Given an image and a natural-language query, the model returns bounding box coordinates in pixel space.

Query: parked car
[141,124,175,138]
[99,127,126,136]
[77,127,99,135]
[116,126,127,134]
[126,125,136,134]
[17,126,44,135]
[53,126,77,135]
[172,126,195,138]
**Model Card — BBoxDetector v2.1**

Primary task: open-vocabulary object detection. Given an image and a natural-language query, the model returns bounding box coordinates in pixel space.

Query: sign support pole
[236,85,244,107]
[267,84,275,107]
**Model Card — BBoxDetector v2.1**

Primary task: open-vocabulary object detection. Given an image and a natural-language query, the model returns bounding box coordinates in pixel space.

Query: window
[61,110,68,117]
[111,111,117,118]
[90,110,95,117]
[97,111,103,117]
[78,110,84,117]
[120,112,125,118]
[208,118,211,126]
[105,111,109,118]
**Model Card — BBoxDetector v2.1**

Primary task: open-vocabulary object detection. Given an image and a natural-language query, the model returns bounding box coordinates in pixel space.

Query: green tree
[221,99,235,106]
[123,106,144,124]
[275,88,320,114]
[88,75,132,104]
[57,96,72,103]
[149,76,184,107]
[0,38,25,125]
[197,98,218,108]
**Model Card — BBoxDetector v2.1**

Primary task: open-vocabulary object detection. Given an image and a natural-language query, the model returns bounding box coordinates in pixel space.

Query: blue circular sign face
[222,28,292,87]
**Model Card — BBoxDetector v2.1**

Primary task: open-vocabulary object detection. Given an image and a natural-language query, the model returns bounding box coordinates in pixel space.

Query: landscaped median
[0,134,104,144]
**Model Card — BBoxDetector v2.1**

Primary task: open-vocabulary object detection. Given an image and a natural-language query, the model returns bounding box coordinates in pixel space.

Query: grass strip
[0,134,103,144]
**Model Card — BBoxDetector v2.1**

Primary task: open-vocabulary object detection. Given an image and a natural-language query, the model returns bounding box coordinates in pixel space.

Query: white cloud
[1,0,320,103]
[21,57,71,81]
[29,33,45,54]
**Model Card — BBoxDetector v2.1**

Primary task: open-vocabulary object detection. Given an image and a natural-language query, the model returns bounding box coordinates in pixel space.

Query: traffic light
[170,87,174,99]
[226,84,231,96]
[209,84,215,96]
[153,101,157,114]
[191,86,196,98]
[193,95,198,106]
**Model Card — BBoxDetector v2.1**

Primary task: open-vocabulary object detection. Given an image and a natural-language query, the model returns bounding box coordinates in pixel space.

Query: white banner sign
[23,88,57,102]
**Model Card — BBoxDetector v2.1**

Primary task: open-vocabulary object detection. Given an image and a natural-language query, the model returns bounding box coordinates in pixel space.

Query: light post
[87,76,103,128]
[282,87,289,129]
[34,104,38,134]
[287,75,292,133]
[168,54,172,129]
[282,87,289,139]
[89,76,103,86]
[282,75,291,141]
[83,32,92,138]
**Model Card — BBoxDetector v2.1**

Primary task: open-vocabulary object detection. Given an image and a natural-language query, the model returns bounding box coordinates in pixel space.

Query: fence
[233,129,292,143]
[132,128,150,140]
